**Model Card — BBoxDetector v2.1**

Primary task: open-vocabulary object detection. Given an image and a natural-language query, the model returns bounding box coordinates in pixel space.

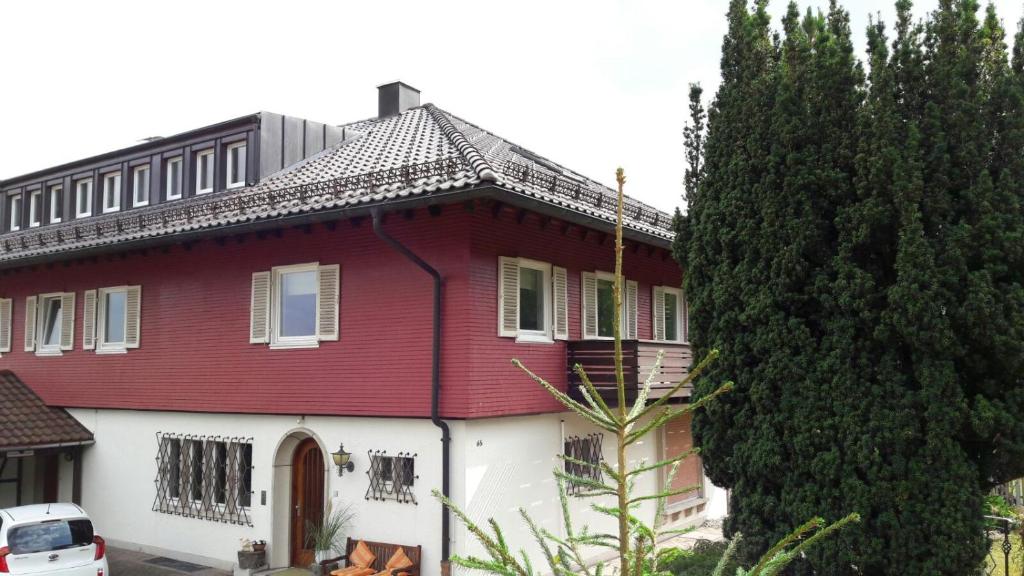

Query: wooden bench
[319,538,422,576]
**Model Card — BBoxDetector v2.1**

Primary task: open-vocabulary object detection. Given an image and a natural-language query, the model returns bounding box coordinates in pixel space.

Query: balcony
[566,340,694,405]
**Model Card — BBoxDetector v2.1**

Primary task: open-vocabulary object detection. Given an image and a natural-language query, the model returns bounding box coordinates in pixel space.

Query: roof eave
[0,184,672,270]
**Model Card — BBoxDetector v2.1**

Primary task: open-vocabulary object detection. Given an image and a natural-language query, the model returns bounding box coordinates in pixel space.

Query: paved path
[108,547,230,576]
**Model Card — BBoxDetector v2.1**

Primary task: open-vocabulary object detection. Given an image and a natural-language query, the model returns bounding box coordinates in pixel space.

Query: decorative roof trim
[426,104,498,183]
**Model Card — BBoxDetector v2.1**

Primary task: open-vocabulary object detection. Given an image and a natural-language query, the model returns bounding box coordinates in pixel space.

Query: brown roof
[0,371,93,451]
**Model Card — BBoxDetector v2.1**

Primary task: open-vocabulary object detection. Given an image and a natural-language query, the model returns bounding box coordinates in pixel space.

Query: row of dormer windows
[4,141,247,232]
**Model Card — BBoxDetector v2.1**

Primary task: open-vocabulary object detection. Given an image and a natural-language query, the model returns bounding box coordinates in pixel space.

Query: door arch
[290,437,325,567]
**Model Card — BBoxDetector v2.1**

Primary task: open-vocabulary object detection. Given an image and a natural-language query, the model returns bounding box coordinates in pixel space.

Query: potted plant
[237,538,266,570]
[306,500,356,569]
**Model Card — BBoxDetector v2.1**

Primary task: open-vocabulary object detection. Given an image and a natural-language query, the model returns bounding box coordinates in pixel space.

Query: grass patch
[984,532,1024,576]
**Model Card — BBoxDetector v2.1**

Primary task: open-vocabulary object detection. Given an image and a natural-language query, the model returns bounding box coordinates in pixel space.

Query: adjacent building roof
[0,105,675,266]
[0,370,93,451]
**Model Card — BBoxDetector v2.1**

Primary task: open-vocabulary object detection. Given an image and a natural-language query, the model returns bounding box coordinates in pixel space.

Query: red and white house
[0,83,719,573]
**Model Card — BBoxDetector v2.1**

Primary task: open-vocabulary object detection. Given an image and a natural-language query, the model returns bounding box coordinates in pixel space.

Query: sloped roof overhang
[0,183,672,271]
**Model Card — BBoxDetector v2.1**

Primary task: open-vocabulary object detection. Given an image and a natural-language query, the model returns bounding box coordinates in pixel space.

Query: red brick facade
[0,204,680,419]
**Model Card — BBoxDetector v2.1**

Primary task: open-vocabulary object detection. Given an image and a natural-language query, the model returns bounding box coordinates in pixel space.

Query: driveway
[107,547,230,576]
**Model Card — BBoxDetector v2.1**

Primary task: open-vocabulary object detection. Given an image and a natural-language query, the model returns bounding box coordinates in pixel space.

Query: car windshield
[8,519,93,554]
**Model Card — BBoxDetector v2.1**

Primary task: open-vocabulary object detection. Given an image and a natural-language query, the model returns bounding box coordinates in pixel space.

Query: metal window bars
[152,432,253,526]
[563,433,604,496]
[365,450,417,504]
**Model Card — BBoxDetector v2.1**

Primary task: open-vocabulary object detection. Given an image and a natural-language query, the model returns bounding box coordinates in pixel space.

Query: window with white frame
[102,172,121,213]
[249,263,340,348]
[226,142,246,189]
[28,190,41,228]
[166,157,183,200]
[581,271,637,340]
[8,193,22,231]
[85,286,141,353]
[25,293,74,356]
[132,165,150,207]
[49,185,62,223]
[653,286,687,343]
[497,257,568,342]
[195,149,214,194]
[75,179,93,218]
[153,433,253,526]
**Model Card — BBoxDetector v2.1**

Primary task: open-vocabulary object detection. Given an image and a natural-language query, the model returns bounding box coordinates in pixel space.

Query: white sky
[1,1,1020,214]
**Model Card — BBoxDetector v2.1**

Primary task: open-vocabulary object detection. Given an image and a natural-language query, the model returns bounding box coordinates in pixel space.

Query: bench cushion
[350,541,377,569]
[385,548,414,572]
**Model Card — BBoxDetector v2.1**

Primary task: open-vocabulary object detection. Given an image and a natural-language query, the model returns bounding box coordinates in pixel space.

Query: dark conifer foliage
[678,1,1024,574]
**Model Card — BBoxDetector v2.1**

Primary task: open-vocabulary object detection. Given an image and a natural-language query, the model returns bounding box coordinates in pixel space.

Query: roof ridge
[432,108,674,223]
[424,104,497,183]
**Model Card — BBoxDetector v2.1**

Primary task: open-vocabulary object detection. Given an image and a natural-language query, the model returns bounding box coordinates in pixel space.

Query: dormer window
[226,142,246,189]
[165,157,182,200]
[76,179,93,218]
[195,149,214,194]
[102,172,121,213]
[49,185,62,223]
[133,165,150,207]
[28,190,41,228]
[8,193,22,231]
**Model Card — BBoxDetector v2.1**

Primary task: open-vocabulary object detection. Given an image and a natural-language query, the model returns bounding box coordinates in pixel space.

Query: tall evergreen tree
[682,1,1024,574]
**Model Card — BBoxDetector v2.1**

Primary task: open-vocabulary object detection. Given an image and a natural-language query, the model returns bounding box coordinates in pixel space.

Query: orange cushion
[332,568,374,576]
[349,541,377,569]
[385,548,414,572]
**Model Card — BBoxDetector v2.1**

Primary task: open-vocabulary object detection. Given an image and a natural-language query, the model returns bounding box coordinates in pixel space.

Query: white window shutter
[626,280,638,340]
[552,266,569,340]
[125,286,142,348]
[24,295,37,352]
[498,257,520,337]
[0,298,11,353]
[59,292,75,351]
[581,272,598,339]
[317,264,340,341]
[652,287,666,341]
[249,272,271,344]
[82,290,97,350]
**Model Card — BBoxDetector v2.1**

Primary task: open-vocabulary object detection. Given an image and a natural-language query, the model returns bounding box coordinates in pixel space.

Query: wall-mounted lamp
[331,444,354,477]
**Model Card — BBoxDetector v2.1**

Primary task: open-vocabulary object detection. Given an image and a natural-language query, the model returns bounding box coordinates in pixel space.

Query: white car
[0,504,107,576]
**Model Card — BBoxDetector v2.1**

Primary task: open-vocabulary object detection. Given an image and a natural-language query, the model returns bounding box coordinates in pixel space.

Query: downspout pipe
[371,208,451,562]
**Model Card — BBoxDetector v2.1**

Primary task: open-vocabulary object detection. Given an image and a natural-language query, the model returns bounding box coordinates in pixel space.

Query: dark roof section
[0,105,675,266]
[0,370,94,451]
[0,113,261,188]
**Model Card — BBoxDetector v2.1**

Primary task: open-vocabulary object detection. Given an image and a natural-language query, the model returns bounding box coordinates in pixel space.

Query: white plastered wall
[449,411,691,572]
[67,409,445,574]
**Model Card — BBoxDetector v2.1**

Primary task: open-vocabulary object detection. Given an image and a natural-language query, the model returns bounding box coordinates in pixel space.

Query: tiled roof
[0,105,674,265]
[0,370,93,451]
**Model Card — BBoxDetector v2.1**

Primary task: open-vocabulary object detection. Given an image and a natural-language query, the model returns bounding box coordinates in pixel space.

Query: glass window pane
[597,279,615,338]
[214,442,227,504]
[239,443,252,507]
[519,267,544,331]
[169,439,181,499]
[280,270,317,337]
[8,520,92,554]
[105,291,126,344]
[191,441,204,501]
[169,160,181,197]
[664,292,678,341]
[43,299,62,346]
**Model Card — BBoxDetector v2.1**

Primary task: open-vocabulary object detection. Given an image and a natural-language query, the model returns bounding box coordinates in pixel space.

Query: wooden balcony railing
[566,340,694,405]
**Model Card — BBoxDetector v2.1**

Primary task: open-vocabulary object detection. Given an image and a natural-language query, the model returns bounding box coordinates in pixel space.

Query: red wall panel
[0,210,473,418]
[465,209,682,417]
[0,205,682,419]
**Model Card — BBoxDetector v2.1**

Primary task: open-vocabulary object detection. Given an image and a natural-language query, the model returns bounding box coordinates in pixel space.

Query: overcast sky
[1,1,1021,215]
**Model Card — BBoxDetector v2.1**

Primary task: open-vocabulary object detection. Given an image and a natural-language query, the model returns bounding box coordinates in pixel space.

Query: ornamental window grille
[564,433,604,496]
[365,450,417,504]
[152,433,253,526]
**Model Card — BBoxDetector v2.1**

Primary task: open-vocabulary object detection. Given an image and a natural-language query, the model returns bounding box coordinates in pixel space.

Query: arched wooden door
[290,438,325,567]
